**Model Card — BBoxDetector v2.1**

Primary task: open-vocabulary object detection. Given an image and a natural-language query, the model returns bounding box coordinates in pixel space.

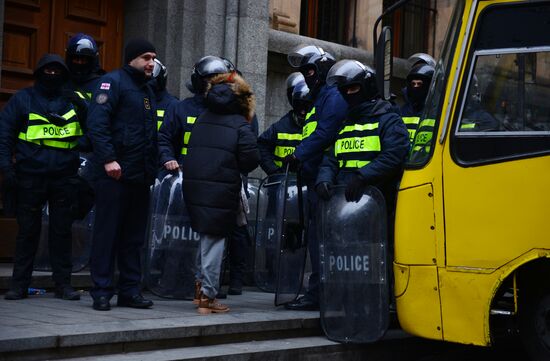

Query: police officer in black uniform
[158,56,228,171]
[66,33,106,102]
[283,45,348,311]
[258,73,311,175]
[0,54,83,301]
[87,38,158,311]
[400,54,435,143]
[316,59,409,222]
[150,58,178,132]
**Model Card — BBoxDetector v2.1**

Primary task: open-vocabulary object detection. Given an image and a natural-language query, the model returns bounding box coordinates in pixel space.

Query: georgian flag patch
[100,83,111,90]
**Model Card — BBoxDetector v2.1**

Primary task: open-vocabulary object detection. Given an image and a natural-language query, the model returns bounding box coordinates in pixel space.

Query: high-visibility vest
[334,120,381,169]
[411,118,436,154]
[181,116,197,155]
[18,108,82,149]
[273,132,302,167]
[301,107,317,140]
[402,116,420,143]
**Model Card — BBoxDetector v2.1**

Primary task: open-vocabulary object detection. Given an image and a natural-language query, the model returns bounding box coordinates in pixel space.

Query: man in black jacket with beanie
[87,38,157,311]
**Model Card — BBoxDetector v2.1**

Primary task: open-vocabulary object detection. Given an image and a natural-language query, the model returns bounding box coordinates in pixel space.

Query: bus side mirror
[376,26,393,101]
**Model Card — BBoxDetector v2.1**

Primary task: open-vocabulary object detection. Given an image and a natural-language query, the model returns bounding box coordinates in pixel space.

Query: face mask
[341,91,365,108]
[407,85,428,106]
[37,73,66,91]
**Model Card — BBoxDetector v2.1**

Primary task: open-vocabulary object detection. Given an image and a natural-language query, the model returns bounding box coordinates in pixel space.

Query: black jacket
[257,110,302,175]
[317,99,410,209]
[0,54,81,177]
[87,65,157,184]
[183,73,260,236]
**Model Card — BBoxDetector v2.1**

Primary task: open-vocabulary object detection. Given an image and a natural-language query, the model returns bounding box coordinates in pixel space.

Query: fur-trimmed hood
[204,72,255,122]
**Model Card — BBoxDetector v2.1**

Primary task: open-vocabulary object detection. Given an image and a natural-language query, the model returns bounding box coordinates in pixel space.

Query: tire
[519,287,550,361]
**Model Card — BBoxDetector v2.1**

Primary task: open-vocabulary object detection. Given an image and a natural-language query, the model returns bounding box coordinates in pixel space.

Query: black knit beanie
[124,38,156,64]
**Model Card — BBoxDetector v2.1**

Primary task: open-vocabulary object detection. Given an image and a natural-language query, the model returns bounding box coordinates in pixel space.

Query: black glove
[315,182,332,201]
[345,174,367,202]
[283,154,300,172]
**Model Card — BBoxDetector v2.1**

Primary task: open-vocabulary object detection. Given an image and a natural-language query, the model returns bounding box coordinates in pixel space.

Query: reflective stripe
[338,160,371,168]
[339,122,379,134]
[184,132,191,145]
[414,131,433,145]
[75,91,86,99]
[302,121,317,139]
[157,110,165,117]
[460,122,476,130]
[157,121,163,131]
[274,160,283,167]
[418,118,435,127]
[402,116,420,125]
[407,128,417,141]
[25,122,82,140]
[187,116,196,124]
[274,145,295,158]
[18,133,78,149]
[181,147,187,155]
[334,136,381,155]
[305,107,316,120]
[277,132,302,141]
[29,113,49,122]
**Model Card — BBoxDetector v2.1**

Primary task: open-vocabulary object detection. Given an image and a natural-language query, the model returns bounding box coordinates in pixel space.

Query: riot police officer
[400,53,435,143]
[150,58,178,132]
[258,73,311,175]
[283,45,348,311]
[0,54,83,301]
[65,33,105,102]
[316,59,409,215]
[158,56,229,171]
[87,38,158,311]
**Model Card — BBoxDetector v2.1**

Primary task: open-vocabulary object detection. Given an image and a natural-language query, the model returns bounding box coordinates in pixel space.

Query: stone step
[0,263,92,290]
[52,333,429,361]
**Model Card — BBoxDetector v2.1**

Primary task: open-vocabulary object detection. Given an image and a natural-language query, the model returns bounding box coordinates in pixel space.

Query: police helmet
[286,72,305,105]
[406,63,435,83]
[288,45,336,84]
[291,80,312,126]
[152,58,168,90]
[407,53,436,68]
[65,33,98,77]
[191,55,230,94]
[326,59,378,101]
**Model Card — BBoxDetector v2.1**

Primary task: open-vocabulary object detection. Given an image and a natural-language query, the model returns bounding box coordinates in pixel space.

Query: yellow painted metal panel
[394,184,436,265]
[395,264,443,341]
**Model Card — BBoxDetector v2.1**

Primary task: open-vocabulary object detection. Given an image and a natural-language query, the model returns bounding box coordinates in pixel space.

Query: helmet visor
[286,72,305,90]
[152,59,166,79]
[326,60,367,87]
[288,45,324,68]
[195,56,229,77]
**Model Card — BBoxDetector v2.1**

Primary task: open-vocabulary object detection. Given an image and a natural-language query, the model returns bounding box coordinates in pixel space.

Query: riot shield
[253,173,286,292]
[34,156,94,272]
[318,185,389,343]
[274,174,308,306]
[144,171,201,299]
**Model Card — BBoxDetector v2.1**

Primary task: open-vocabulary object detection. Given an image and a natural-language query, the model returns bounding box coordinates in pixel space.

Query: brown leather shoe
[197,292,229,315]
[193,280,201,305]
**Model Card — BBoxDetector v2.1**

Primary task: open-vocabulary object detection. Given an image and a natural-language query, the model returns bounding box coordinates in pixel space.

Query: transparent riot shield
[274,173,308,306]
[34,156,94,272]
[144,171,201,299]
[253,173,286,292]
[318,185,389,343]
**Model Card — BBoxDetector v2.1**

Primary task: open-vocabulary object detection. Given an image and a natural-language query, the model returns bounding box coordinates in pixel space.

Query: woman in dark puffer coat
[183,72,260,314]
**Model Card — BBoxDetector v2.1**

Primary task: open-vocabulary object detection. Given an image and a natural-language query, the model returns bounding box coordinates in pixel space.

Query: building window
[384,0,436,59]
[300,0,352,46]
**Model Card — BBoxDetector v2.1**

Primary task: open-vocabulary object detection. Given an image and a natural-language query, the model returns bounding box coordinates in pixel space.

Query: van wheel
[519,287,550,361]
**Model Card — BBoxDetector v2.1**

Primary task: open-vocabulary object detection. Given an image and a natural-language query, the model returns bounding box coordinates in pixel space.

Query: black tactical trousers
[10,174,77,290]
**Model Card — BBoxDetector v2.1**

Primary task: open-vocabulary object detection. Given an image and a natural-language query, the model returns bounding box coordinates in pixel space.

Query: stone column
[123,0,271,129]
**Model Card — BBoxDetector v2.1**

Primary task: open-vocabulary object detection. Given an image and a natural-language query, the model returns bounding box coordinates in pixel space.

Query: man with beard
[87,38,157,311]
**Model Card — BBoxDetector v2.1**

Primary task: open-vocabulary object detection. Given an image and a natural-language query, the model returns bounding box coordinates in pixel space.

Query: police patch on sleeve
[96,93,109,104]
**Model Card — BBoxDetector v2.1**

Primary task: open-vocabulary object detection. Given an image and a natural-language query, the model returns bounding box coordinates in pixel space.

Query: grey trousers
[199,233,226,299]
